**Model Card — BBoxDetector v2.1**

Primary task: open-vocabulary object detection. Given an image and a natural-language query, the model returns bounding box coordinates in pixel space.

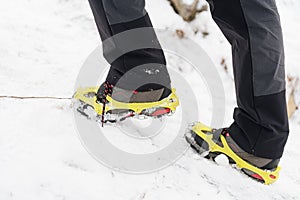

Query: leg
[88,0,171,91]
[207,0,289,159]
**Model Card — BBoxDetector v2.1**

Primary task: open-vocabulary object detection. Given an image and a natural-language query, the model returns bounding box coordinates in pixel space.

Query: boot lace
[97,81,113,127]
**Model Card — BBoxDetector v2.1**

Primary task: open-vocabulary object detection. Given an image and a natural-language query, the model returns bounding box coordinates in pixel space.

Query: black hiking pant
[88,0,289,159]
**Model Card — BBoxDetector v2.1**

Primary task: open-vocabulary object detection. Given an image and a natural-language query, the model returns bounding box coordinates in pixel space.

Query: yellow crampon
[192,122,281,185]
[73,87,179,116]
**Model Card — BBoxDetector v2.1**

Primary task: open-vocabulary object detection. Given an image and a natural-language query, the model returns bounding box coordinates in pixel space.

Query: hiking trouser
[206,0,289,159]
[88,0,289,159]
[87,0,171,91]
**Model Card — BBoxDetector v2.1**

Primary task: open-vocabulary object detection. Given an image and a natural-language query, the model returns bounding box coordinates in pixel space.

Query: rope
[0,96,72,100]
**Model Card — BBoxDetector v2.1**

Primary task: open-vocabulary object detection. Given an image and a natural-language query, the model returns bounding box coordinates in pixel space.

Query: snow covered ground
[0,0,300,199]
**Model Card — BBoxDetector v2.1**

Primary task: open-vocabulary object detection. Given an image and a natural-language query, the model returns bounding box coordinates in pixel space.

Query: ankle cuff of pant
[227,122,253,155]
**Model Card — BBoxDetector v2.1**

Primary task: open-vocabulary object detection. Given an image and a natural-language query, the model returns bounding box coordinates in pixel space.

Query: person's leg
[88,0,171,91]
[207,0,289,159]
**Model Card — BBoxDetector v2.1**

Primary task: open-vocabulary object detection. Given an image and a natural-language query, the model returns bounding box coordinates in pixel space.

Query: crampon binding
[73,87,179,126]
[185,122,281,185]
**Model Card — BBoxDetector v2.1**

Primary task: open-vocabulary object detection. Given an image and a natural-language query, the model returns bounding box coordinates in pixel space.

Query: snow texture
[0,0,300,199]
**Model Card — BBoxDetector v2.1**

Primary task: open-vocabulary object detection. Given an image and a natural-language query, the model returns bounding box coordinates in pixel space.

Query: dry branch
[169,0,208,22]
[287,77,299,119]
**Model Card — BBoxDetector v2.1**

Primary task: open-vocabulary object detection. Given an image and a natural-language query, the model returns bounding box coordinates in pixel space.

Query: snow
[0,0,300,199]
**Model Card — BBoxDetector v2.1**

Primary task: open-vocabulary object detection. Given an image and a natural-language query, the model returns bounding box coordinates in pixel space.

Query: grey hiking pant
[88,0,171,91]
[88,0,289,159]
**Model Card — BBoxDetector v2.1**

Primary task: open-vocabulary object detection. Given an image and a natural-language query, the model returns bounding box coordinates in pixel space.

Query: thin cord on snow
[0,96,72,100]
